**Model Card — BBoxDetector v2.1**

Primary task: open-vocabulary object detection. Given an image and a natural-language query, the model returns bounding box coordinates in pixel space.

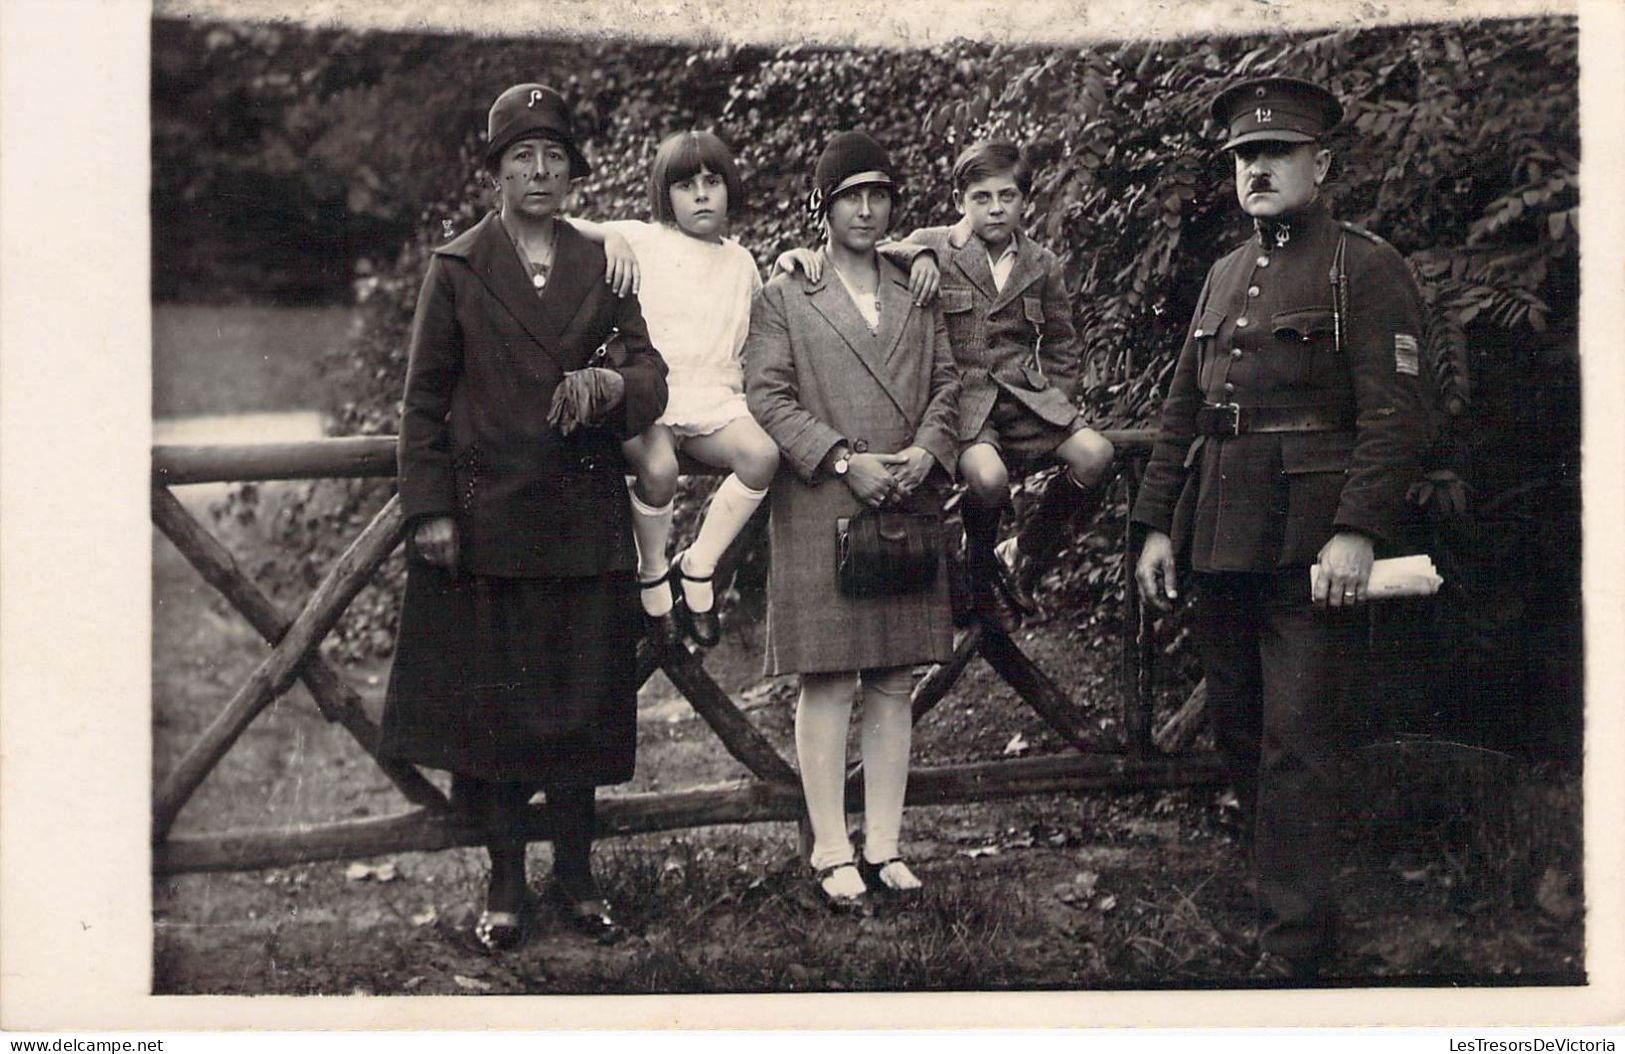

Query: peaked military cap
[485,83,590,177]
[1211,76,1343,151]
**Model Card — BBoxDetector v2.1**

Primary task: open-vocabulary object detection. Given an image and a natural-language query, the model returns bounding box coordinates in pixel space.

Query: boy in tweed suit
[898,142,1114,629]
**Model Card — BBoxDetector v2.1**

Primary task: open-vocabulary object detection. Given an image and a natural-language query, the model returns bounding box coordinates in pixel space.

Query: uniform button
[1256,256,1269,268]
[1231,348,1243,359]
[1223,382,1235,394]
[1248,285,1261,297]
[1236,317,1249,328]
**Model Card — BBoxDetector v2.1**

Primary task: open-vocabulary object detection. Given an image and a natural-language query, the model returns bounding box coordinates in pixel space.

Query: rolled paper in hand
[1311,554,1443,600]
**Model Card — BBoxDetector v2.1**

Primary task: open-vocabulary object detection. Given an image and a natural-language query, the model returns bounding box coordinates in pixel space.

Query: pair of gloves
[546,367,625,436]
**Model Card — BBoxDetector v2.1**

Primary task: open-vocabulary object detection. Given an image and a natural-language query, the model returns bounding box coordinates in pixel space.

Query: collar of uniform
[1254,197,1332,251]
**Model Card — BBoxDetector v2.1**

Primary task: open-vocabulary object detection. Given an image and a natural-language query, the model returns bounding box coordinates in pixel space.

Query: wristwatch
[831,448,851,477]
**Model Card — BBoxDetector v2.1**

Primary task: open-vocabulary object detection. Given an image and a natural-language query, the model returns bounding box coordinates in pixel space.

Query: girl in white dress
[571,131,779,648]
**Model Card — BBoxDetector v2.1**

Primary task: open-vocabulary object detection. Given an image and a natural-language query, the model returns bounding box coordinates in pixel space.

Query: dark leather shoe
[550,881,623,944]
[639,577,685,653]
[474,910,523,951]
[644,610,684,653]
[857,856,922,896]
[670,550,721,648]
[972,574,1021,634]
[994,539,1041,617]
[814,864,870,914]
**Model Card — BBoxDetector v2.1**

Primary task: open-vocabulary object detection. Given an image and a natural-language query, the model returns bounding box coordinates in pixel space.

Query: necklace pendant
[532,272,547,289]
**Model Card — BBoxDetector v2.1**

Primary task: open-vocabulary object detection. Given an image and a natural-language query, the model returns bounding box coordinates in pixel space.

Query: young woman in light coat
[745,131,960,908]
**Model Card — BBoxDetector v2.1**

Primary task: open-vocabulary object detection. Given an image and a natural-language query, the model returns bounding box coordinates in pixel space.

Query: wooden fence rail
[151,430,1222,877]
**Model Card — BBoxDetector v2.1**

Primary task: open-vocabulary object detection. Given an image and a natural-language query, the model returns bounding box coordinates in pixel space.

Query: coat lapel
[443,212,596,369]
[874,258,916,367]
[533,224,599,355]
[987,229,1044,315]
[803,251,911,422]
[948,219,998,302]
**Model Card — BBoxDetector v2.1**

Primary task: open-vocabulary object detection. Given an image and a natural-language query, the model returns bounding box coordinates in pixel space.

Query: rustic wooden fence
[150,432,1223,876]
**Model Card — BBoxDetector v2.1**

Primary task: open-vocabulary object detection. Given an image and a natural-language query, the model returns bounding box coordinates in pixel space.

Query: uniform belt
[1193,401,1354,437]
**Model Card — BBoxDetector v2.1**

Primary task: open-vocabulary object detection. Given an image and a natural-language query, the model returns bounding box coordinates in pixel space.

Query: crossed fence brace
[150,432,1224,877]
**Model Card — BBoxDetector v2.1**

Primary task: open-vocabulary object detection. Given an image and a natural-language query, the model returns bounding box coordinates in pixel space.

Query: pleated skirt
[378,562,639,786]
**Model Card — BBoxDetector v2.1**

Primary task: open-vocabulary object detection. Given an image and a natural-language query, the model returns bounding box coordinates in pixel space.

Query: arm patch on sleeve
[1394,333,1420,376]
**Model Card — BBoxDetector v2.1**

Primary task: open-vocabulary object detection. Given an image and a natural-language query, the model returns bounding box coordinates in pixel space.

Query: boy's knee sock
[859,669,915,864]
[629,490,674,616]
[680,473,766,613]
[794,675,858,870]
[961,494,1004,576]
[1015,468,1104,569]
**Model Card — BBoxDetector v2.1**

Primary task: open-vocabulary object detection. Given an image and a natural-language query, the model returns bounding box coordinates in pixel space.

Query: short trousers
[962,390,1087,463]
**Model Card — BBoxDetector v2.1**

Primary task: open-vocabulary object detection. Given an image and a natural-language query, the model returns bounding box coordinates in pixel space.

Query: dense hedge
[158,17,1580,759]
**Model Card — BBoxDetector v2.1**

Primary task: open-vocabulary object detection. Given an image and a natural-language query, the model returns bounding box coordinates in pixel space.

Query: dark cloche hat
[485,83,590,177]
[1210,76,1343,151]
[809,130,898,215]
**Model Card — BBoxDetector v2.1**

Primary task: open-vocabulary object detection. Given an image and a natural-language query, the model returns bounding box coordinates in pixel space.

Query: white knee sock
[679,473,767,613]
[795,674,858,871]
[629,490,674,616]
[860,667,916,867]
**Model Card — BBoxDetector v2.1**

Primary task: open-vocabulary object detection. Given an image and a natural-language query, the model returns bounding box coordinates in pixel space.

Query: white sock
[629,490,674,617]
[859,667,916,874]
[680,474,767,613]
[795,673,858,871]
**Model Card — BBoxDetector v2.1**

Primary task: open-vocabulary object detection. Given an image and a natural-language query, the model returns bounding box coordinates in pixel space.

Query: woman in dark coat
[744,132,959,908]
[378,83,668,950]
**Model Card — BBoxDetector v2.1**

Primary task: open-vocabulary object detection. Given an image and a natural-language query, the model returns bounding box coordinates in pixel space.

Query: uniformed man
[1132,76,1432,979]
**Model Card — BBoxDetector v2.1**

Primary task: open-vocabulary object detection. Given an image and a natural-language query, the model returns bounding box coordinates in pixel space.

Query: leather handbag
[836,493,944,599]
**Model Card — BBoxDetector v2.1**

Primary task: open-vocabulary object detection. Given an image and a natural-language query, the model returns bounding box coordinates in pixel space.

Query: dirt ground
[152,521,1583,995]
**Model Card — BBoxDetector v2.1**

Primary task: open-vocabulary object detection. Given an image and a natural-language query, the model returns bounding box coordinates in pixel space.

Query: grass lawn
[153,303,355,419]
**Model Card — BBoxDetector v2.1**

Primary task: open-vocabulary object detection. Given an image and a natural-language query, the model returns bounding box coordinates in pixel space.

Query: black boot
[474,780,530,951]
[549,786,622,943]
[1004,469,1108,610]
[962,497,1021,633]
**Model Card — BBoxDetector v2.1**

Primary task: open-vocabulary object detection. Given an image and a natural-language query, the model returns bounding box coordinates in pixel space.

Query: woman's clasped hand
[842,447,936,507]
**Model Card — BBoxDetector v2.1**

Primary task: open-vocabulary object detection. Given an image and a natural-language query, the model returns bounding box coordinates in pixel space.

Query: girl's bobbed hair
[648,130,743,225]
